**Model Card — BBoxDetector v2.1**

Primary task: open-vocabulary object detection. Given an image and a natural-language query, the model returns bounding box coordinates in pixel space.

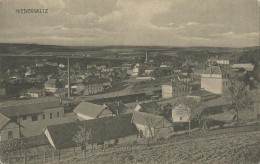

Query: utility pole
[17,112,21,138]
[67,57,71,98]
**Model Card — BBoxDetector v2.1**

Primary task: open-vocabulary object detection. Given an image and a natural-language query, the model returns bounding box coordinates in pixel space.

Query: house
[20,88,46,98]
[162,79,192,99]
[36,62,45,68]
[44,113,139,150]
[0,101,64,123]
[25,68,35,77]
[0,113,19,141]
[160,62,173,68]
[53,88,68,98]
[171,98,203,123]
[44,79,59,93]
[131,111,174,139]
[207,56,233,67]
[0,101,65,140]
[232,63,255,72]
[74,101,113,120]
[132,63,140,76]
[103,102,127,115]
[201,66,230,94]
[8,74,22,84]
[76,81,104,96]
[178,75,193,83]
[135,102,162,115]
[144,68,155,76]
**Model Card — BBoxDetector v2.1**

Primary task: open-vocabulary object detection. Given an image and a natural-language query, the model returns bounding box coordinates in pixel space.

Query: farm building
[74,101,113,120]
[103,102,127,115]
[135,102,162,115]
[171,98,203,123]
[131,111,174,139]
[44,113,139,151]
[162,79,192,99]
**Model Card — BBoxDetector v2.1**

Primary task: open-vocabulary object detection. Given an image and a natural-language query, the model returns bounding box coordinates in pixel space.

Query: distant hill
[0,43,258,58]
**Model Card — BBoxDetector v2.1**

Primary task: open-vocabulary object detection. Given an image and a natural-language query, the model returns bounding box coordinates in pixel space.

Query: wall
[43,107,64,120]
[44,129,56,149]
[135,124,154,138]
[162,85,172,99]
[0,122,20,141]
[201,76,223,94]
[172,84,191,97]
[76,113,94,120]
[172,104,191,122]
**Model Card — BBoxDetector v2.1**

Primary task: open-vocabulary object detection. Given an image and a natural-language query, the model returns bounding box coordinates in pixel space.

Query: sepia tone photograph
[0,0,259,163]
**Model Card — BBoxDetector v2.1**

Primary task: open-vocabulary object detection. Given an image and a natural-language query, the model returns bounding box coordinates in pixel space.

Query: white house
[201,66,230,94]
[131,111,174,139]
[132,63,140,76]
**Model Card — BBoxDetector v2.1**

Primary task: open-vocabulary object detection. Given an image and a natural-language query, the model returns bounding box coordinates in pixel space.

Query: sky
[0,0,259,47]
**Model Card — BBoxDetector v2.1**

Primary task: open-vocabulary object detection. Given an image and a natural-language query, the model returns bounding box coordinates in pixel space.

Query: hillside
[55,125,260,164]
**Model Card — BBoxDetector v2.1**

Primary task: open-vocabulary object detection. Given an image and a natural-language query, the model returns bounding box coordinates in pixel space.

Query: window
[42,114,45,120]
[57,112,59,117]
[50,113,52,119]
[180,117,182,121]
[97,141,104,146]
[8,131,13,139]
[223,81,225,86]
[32,115,38,121]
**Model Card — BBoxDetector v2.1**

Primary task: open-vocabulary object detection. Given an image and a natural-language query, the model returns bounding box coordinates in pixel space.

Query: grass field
[54,124,260,164]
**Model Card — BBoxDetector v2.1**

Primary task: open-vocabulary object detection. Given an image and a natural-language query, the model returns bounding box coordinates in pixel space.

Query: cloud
[0,0,258,47]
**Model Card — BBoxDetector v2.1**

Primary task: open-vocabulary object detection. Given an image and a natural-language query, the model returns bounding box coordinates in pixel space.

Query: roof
[232,63,254,71]
[73,101,105,118]
[44,79,58,85]
[173,98,204,120]
[21,116,75,137]
[103,102,127,115]
[45,113,139,149]
[162,79,190,87]
[0,113,10,130]
[0,101,61,117]
[132,111,172,128]
[202,66,222,75]
[138,102,162,115]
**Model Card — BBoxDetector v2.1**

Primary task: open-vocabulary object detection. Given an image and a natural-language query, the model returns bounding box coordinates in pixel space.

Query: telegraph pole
[67,57,71,98]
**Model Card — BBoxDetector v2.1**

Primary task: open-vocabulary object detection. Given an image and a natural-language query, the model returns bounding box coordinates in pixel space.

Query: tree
[0,138,24,160]
[223,80,252,124]
[72,124,92,156]
[143,116,161,146]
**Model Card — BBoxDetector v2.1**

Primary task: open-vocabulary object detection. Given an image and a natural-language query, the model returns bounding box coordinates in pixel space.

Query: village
[0,45,259,163]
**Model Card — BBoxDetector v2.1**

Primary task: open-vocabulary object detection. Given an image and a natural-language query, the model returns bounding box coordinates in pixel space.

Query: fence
[1,122,258,164]
[1,139,173,164]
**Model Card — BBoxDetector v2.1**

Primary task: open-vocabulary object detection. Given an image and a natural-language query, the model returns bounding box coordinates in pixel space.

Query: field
[53,124,260,164]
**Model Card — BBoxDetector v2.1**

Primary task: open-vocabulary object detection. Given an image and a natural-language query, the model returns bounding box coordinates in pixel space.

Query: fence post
[52,151,55,164]
[58,149,61,161]
[24,149,26,164]
[43,152,46,163]
[7,154,10,164]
